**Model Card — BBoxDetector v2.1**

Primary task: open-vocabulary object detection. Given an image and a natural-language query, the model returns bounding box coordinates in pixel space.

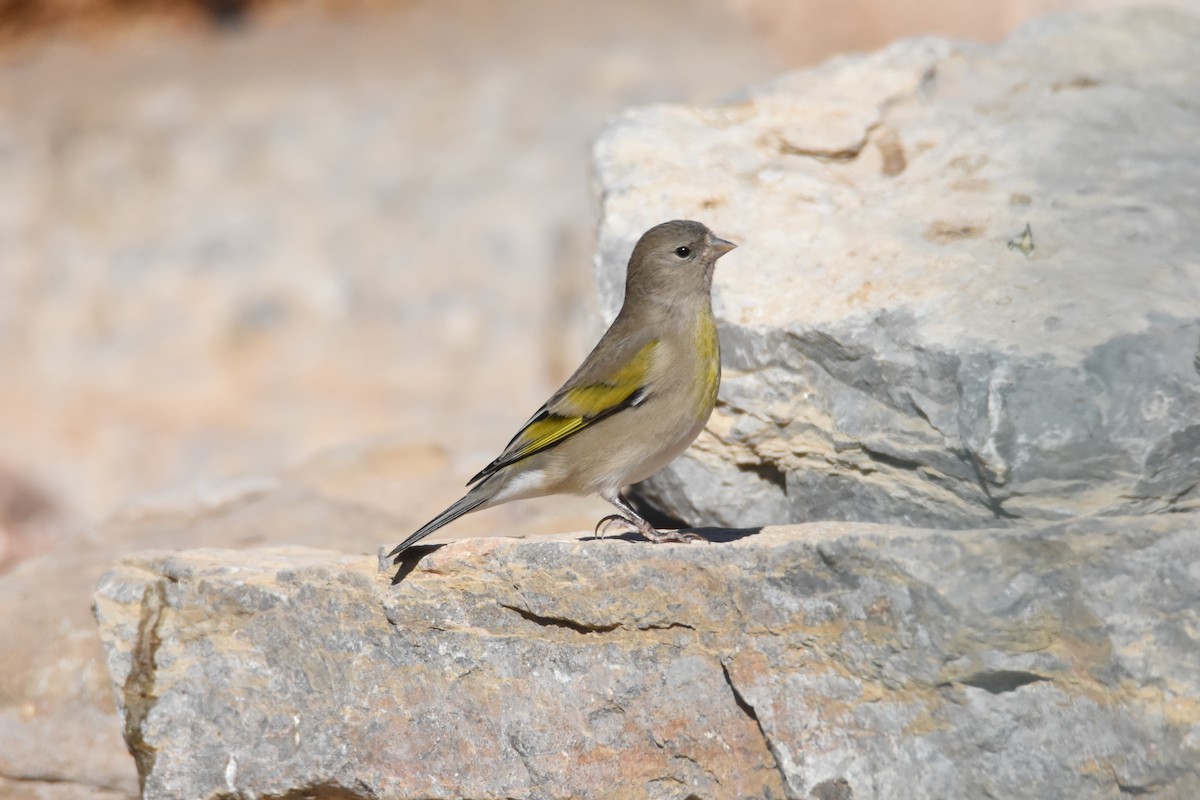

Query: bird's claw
[594,514,635,539]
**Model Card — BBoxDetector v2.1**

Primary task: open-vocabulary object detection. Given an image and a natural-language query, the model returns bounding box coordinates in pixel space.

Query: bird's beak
[709,235,737,257]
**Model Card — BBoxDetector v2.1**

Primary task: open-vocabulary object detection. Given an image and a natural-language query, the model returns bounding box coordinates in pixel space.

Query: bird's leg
[604,494,704,543]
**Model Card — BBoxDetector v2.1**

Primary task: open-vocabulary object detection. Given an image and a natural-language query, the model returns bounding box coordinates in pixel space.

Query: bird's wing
[467,336,659,485]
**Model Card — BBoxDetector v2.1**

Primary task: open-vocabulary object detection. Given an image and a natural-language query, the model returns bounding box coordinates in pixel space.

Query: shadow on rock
[389,543,448,585]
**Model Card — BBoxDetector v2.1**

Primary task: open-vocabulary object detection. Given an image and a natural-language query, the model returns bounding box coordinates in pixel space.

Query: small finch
[388,220,735,581]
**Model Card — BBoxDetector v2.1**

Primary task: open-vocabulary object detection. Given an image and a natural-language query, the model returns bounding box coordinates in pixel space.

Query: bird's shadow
[389,544,448,585]
[388,527,764,584]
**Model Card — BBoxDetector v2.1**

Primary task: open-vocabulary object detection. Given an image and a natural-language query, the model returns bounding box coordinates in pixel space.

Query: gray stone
[592,8,1200,530]
[94,512,1200,799]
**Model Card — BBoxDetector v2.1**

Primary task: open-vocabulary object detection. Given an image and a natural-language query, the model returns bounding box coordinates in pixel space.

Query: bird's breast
[563,307,722,493]
[691,310,721,421]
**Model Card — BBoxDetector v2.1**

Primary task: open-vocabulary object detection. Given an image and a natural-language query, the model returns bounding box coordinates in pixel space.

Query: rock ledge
[95,513,1200,799]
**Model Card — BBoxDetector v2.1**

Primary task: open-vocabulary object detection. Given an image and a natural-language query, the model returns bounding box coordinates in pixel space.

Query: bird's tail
[387,480,496,561]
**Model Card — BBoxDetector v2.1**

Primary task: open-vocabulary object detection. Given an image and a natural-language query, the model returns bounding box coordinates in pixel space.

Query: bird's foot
[594,511,707,543]
[594,514,635,539]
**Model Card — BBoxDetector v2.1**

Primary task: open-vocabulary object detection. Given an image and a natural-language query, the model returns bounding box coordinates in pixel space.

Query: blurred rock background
[2,0,1193,573]
[0,0,782,572]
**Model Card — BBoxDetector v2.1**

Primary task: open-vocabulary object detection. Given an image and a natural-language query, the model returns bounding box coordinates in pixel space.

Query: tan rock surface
[94,513,1200,799]
[0,479,399,799]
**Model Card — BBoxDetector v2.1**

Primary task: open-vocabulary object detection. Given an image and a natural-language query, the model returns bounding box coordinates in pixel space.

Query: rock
[94,512,1200,799]
[592,8,1200,530]
[0,478,404,800]
[0,552,140,800]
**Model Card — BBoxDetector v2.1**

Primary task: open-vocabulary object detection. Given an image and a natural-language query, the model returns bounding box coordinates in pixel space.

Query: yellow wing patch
[506,415,589,462]
[468,339,658,483]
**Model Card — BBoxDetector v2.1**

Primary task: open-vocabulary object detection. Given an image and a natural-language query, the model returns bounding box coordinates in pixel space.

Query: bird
[388,220,735,579]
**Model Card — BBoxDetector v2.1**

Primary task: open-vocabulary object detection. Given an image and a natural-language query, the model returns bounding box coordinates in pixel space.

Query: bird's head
[624,220,736,308]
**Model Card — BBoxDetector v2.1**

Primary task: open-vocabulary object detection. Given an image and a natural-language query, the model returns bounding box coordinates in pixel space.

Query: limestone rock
[0,479,405,800]
[94,512,1200,799]
[592,9,1200,530]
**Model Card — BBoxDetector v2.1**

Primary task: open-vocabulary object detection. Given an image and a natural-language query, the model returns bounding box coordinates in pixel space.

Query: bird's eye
[674,246,692,259]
